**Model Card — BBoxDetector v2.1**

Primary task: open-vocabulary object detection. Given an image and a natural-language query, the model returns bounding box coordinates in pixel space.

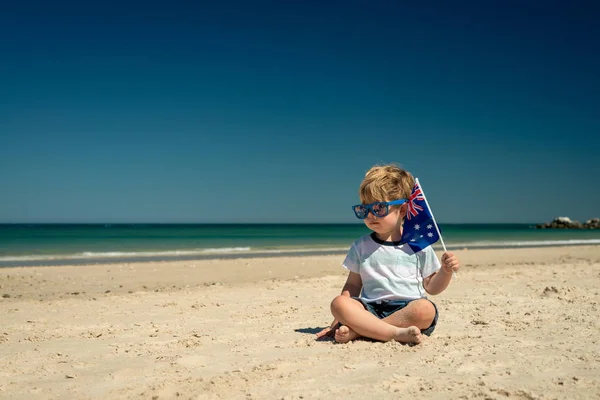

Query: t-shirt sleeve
[420,246,441,278]
[342,242,360,274]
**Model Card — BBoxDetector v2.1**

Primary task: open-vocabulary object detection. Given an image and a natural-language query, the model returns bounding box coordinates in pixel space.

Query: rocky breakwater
[536,217,600,229]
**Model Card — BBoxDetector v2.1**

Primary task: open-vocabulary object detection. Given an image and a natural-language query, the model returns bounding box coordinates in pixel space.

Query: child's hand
[442,252,460,274]
[315,320,339,339]
[315,327,333,339]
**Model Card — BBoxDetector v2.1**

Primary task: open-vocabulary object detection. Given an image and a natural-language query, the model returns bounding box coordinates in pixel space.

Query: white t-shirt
[342,233,441,302]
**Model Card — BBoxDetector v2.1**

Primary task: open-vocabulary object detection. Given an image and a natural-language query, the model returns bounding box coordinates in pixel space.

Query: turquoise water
[1,223,599,266]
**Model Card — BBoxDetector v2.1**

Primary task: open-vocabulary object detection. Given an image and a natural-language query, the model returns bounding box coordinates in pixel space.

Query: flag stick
[415,178,457,279]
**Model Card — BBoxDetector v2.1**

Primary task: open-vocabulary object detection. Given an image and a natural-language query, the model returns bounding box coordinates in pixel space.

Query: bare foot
[334,325,361,344]
[393,326,422,344]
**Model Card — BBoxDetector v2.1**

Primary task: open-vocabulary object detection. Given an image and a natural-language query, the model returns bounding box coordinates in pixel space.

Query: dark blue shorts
[353,297,439,336]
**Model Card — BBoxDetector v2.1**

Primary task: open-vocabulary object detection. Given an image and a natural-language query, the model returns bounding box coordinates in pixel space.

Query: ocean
[1,223,599,267]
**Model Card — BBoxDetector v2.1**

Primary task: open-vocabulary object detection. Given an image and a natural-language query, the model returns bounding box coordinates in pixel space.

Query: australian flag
[400,179,441,253]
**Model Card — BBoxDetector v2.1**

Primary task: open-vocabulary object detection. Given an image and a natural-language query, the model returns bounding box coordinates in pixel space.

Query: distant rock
[536,217,599,229]
[555,217,573,224]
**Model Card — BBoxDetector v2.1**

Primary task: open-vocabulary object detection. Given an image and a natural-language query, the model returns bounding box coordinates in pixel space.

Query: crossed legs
[329,296,436,344]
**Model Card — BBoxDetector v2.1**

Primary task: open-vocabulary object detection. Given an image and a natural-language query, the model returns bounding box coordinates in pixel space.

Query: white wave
[1,240,599,263]
[446,239,600,248]
[198,247,251,253]
[0,247,253,262]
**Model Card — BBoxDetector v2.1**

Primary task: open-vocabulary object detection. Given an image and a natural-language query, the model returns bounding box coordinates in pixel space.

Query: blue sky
[1,1,598,223]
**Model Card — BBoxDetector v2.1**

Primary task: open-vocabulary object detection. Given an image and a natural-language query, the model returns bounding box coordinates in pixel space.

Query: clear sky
[1,1,598,224]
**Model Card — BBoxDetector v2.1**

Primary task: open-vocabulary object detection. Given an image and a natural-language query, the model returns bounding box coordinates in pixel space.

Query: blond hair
[359,164,414,204]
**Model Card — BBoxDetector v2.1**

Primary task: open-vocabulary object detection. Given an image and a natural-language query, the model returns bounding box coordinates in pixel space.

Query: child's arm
[339,271,363,298]
[316,272,362,338]
[423,252,460,295]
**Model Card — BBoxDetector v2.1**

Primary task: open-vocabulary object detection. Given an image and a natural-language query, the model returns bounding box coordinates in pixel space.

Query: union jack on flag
[400,179,441,253]
[406,183,425,220]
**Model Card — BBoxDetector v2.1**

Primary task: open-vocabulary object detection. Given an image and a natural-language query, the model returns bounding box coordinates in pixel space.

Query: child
[316,164,460,344]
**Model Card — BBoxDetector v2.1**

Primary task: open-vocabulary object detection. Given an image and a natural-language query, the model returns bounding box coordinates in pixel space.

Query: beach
[1,245,599,399]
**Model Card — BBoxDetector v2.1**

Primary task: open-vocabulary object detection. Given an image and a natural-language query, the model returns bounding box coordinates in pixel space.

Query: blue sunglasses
[352,199,407,219]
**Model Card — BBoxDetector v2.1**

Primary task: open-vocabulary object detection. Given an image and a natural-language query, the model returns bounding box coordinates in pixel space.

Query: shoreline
[2,241,599,268]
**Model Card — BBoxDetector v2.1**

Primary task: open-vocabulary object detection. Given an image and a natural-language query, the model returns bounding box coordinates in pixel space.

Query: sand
[1,245,600,399]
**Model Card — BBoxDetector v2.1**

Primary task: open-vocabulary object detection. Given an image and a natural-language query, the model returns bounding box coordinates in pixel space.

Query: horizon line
[0,221,545,225]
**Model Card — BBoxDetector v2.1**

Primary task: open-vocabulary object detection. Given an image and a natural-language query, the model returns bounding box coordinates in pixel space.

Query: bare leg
[330,296,425,344]
[383,298,436,330]
[332,298,436,343]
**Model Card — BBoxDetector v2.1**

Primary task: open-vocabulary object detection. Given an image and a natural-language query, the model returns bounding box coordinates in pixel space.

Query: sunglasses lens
[353,206,367,219]
[372,203,388,217]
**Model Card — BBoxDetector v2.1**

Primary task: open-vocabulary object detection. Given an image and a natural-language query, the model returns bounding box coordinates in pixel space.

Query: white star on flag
[414,224,420,230]
[427,232,434,237]
[427,224,433,229]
